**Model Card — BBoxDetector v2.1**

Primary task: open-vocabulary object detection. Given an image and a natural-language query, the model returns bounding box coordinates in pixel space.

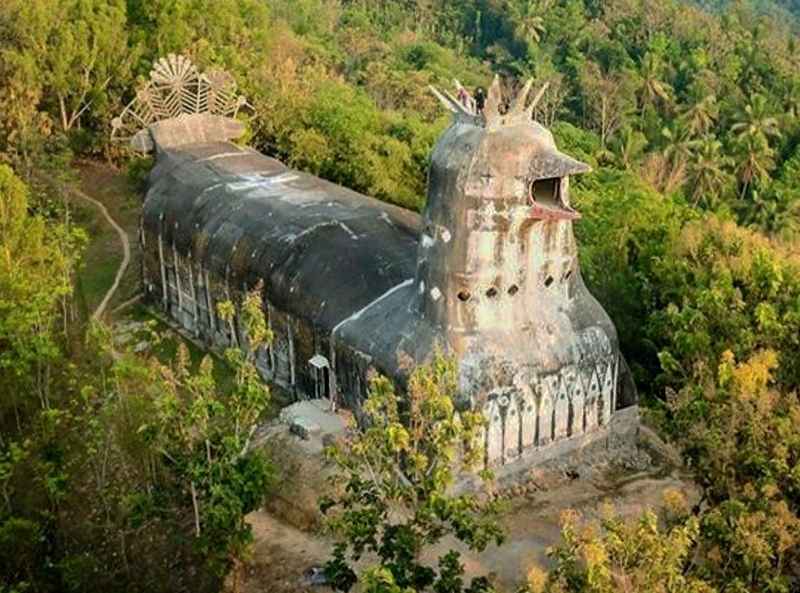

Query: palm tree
[731,93,781,142]
[734,132,775,201]
[662,121,698,172]
[761,156,800,238]
[744,189,783,235]
[608,127,648,171]
[775,193,800,238]
[681,94,718,137]
[780,76,800,122]
[637,52,672,117]
[687,136,733,208]
[509,0,546,47]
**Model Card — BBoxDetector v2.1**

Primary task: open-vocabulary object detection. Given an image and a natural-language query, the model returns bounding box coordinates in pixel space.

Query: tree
[686,135,733,208]
[681,94,718,137]
[528,505,716,593]
[733,132,775,200]
[128,0,271,71]
[321,353,504,592]
[665,350,800,592]
[605,126,648,171]
[662,121,698,173]
[509,0,547,49]
[145,345,273,580]
[0,165,83,421]
[0,0,134,133]
[647,214,800,393]
[764,150,800,238]
[141,288,274,581]
[731,93,781,143]
[531,72,569,126]
[578,61,636,148]
[641,121,698,194]
[636,52,673,118]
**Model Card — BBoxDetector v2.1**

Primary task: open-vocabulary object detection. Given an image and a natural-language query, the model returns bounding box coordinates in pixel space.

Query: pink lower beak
[529,203,581,221]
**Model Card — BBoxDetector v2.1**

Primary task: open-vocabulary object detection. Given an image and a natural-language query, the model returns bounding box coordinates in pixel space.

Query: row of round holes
[456,270,573,302]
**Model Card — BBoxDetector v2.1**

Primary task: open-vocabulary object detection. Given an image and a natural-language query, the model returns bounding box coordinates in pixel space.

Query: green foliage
[572,168,688,385]
[534,348,800,593]
[647,218,800,393]
[573,167,800,400]
[0,0,133,160]
[0,517,40,590]
[4,0,800,590]
[529,505,715,593]
[0,165,84,419]
[142,288,274,577]
[321,353,504,592]
[126,154,154,190]
[2,0,800,233]
[688,0,800,29]
[0,286,274,590]
[662,350,800,592]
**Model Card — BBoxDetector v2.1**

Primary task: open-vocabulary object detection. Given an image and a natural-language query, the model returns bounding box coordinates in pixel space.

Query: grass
[69,160,285,419]
[70,195,119,310]
[122,303,238,393]
[126,305,286,418]
[71,161,142,318]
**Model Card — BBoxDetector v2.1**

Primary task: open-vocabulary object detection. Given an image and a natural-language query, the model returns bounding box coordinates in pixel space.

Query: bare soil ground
[242,463,696,593]
[243,417,698,593]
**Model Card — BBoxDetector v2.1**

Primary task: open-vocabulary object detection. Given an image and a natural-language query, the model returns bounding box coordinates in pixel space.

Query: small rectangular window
[529,177,561,207]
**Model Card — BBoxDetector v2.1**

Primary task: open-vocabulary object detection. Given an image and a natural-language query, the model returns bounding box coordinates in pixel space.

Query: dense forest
[688,0,800,25]
[2,0,800,590]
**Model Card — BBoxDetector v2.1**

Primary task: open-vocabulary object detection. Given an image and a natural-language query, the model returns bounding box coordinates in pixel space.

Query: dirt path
[244,513,333,593]
[69,187,131,321]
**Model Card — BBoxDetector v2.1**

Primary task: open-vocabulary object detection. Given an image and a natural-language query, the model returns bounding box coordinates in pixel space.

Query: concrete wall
[480,354,619,465]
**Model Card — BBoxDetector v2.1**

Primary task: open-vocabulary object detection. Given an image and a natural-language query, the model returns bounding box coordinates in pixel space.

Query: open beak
[526,149,589,221]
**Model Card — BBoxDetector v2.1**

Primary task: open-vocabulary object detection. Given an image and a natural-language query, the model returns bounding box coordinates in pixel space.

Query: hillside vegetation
[2,0,800,591]
[688,0,800,25]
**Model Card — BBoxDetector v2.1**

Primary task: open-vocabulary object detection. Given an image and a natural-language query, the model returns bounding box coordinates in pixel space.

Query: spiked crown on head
[430,75,549,128]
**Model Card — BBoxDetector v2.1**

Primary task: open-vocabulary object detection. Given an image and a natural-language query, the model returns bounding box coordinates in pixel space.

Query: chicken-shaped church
[112,55,634,466]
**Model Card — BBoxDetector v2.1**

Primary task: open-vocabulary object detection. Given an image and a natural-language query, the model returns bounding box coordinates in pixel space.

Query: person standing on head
[474,87,485,114]
[457,86,469,107]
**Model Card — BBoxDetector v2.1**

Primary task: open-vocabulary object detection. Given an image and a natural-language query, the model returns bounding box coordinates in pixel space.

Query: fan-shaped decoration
[430,77,549,129]
[111,54,250,142]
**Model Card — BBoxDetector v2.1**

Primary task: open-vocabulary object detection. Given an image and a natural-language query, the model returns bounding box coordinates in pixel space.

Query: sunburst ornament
[111,54,250,142]
[430,76,549,128]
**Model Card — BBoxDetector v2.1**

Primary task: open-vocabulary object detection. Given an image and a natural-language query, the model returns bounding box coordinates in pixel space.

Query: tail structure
[111,54,251,152]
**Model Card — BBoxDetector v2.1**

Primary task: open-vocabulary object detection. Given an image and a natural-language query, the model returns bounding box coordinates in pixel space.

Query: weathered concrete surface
[132,113,245,152]
[129,57,635,468]
[139,140,419,405]
[334,79,635,465]
[277,399,348,452]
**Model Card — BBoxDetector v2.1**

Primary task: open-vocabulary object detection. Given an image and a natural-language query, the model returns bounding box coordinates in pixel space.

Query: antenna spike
[429,86,471,115]
[484,75,502,123]
[430,86,458,113]
[510,79,534,114]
